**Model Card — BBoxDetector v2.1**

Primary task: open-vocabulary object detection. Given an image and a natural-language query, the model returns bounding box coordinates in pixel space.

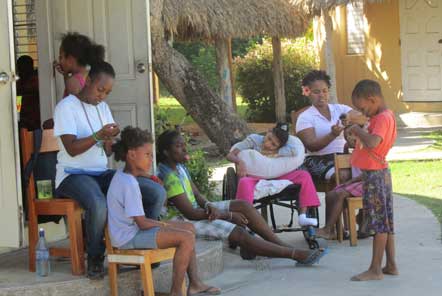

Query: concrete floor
[206,194,442,296]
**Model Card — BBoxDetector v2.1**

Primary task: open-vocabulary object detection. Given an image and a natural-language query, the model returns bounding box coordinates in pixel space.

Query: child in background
[54,32,105,97]
[226,123,320,227]
[348,80,398,281]
[157,130,327,265]
[315,113,369,240]
[107,126,220,296]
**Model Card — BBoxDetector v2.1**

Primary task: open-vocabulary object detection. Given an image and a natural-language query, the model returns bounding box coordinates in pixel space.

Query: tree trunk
[322,8,338,104]
[150,0,249,154]
[215,38,234,110]
[227,38,237,111]
[272,37,286,122]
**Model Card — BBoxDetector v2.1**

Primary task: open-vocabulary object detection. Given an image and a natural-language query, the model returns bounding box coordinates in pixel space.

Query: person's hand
[237,160,247,178]
[230,212,248,227]
[53,61,64,76]
[331,121,345,137]
[207,205,222,221]
[97,123,120,140]
[347,124,362,136]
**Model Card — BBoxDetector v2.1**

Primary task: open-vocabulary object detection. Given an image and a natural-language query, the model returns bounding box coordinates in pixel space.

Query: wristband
[92,132,101,142]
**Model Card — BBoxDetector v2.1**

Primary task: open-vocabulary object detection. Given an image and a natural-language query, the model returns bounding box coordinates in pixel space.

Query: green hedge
[234,38,318,122]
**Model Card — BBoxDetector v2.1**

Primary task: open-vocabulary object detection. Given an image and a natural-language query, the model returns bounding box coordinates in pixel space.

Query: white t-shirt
[53,95,115,187]
[296,104,352,156]
[107,170,145,248]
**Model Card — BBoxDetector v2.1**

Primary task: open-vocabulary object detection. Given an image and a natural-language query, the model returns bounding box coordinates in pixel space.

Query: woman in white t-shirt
[295,70,352,181]
[53,61,166,279]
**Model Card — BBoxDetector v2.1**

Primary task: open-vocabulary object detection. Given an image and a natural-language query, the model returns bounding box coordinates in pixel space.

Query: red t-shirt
[351,109,397,170]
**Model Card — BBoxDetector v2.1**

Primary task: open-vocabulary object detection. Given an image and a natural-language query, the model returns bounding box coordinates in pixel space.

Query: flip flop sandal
[188,286,222,296]
[296,248,329,266]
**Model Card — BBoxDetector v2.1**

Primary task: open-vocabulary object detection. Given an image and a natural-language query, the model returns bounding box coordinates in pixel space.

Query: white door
[37,0,154,133]
[0,0,24,248]
[400,0,442,101]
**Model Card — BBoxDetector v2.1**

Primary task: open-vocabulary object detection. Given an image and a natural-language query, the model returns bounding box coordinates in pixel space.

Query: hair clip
[280,124,288,131]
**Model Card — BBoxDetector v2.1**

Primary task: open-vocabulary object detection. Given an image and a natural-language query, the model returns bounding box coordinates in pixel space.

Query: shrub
[154,105,173,137]
[174,42,219,91]
[186,150,217,201]
[234,37,318,122]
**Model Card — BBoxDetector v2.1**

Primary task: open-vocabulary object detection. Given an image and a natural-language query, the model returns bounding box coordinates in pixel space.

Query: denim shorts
[119,227,160,249]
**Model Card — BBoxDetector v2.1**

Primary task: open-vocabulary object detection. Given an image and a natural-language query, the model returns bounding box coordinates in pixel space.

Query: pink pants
[235,170,321,208]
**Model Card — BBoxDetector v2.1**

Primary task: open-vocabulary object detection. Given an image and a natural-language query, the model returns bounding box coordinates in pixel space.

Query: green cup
[36,180,53,200]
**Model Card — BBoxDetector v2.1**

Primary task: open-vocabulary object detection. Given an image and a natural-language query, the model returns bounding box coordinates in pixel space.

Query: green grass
[426,130,442,150]
[157,96,249,126]
[390,160,442,223]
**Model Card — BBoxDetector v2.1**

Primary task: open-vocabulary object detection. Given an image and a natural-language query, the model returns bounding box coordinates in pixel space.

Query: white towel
[254,179,293,200]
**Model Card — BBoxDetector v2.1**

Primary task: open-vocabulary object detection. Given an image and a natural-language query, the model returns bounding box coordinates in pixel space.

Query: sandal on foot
[188,286,221,296]
[296,248,329,266]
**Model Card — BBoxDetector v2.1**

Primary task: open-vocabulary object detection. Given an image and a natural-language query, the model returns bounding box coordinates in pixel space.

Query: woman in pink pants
[226,123,320,226]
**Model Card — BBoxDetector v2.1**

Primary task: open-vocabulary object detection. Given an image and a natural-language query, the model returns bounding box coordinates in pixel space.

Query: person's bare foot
[315,227,336,240]
[188,282,221,296]
[350,270,384,281]
[382,265,399,275]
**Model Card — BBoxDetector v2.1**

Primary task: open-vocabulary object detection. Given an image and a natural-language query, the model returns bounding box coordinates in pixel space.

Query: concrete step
[399,112,442,128]
[0,240,223,296]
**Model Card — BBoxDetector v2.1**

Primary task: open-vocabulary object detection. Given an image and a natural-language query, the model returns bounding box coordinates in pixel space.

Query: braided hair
[112,126,153,162]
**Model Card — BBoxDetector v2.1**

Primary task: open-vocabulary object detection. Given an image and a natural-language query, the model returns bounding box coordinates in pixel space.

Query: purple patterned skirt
[362,168,394,234]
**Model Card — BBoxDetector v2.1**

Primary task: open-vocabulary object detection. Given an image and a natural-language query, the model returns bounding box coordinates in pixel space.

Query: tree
[150,0,250,154]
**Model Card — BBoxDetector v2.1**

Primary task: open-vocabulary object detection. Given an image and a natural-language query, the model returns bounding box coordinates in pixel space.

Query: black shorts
[300,154,335,181]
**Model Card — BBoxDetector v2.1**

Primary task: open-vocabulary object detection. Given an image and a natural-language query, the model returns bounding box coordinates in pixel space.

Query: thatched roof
[294,0,386,15]
[162,0,312,41]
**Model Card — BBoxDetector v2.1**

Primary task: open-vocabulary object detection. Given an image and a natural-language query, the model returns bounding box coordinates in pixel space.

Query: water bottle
[36,228,50,277]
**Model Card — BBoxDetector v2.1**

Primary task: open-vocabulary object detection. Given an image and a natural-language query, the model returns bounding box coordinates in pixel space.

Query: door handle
[0,72,19,85]
[0,72,10,84]
[136,62,146,74]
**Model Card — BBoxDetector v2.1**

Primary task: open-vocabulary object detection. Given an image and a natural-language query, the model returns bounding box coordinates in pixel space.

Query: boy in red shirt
[348,80,398,281]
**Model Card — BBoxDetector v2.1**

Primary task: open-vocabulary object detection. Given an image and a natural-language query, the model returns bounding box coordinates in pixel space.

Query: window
[13,0,38,66]
[346,0,365,55]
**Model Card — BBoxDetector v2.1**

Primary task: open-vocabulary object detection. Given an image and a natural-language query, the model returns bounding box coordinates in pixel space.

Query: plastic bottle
[36,228,50,277]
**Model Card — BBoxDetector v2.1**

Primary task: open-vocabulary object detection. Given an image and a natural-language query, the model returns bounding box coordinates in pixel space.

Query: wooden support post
[227,38,237,111]
[322,8,338,103]
[215,38,233,109]
[152,72,160,105]
[272,37,286,122]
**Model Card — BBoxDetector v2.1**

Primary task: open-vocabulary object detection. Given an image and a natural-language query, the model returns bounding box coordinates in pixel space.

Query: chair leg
[336,214,343,243]
[348,200,358,247]
[28,211,39,272]
[140,259,155,296]
[67,207,85,275]
[260,205,268,223]
[108,262,119,296]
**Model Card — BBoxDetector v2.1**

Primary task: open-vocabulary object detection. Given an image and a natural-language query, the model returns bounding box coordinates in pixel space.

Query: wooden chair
[290,108,335,193]
[105,228,186,296]
[20,128,85,275]
[334,154,363,246]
